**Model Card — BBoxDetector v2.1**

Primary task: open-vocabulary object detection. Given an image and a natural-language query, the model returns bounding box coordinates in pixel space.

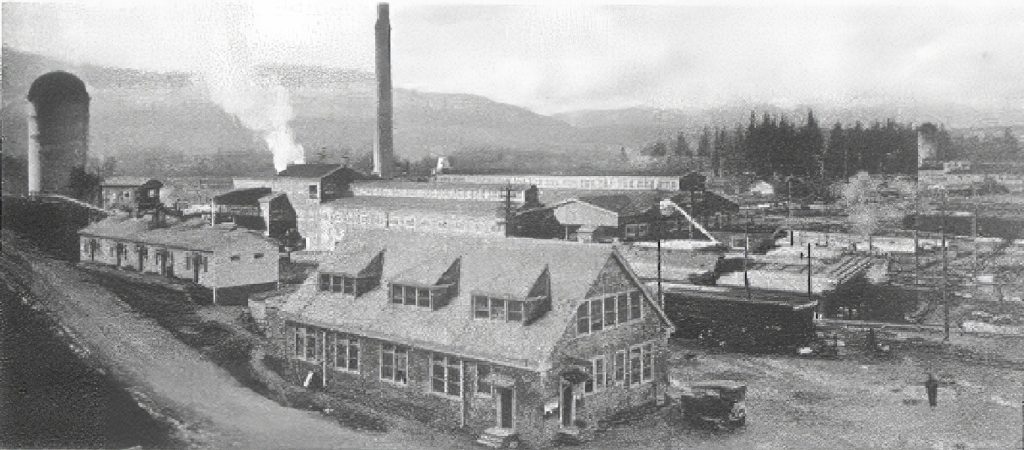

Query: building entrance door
[116,243,124,267]
[192,254,201,282]
[561,384,574,427]
[496,387,513,429]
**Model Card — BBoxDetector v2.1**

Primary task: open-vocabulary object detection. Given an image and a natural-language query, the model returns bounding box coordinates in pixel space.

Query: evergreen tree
[798,110,824,178]
[674,132,692,157]
[825,122,847,180]
[712,128,725,177]
[697,127,712,158]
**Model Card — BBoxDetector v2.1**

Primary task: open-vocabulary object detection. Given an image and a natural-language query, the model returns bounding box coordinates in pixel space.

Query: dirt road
[3,240,465,449]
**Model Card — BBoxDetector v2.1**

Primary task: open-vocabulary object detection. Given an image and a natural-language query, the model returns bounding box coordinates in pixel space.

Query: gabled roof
[278,230,672,370]
[213,188,273,205]
[277,164,344,179]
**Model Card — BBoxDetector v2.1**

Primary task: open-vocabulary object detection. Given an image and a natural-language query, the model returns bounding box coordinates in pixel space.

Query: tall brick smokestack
[372,2,394,179]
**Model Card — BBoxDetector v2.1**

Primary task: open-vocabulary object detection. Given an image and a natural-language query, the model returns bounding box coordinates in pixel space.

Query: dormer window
[390,283,456,309]
[473,296,526,322]
[319,272,377,296]
[387,257,460,310]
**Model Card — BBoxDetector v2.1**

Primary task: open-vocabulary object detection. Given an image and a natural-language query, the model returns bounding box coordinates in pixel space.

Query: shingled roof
[278,230,672,370]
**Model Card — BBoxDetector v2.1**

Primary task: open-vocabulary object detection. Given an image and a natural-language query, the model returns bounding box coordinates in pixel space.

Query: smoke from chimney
[197,4,305,173]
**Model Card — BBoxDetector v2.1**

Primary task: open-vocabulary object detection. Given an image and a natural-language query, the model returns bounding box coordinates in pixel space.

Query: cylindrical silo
[26,71,90,195]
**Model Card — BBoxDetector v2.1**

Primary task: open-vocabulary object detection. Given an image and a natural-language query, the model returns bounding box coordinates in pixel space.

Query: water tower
[26,71,90,195]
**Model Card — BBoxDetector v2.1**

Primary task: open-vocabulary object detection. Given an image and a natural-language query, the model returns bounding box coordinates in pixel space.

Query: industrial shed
[79,217,280,305]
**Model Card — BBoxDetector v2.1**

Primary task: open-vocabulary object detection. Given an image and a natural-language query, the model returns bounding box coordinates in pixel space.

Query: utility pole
[743,215,751,301]
[942,188,949,341]
[972,182,978,280]
[657,216,663,310]
[504,182,512,238]
[807,242,813,303]
[787,177,793,225]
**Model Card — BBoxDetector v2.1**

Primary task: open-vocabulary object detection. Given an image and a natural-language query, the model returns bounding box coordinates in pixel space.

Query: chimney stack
[372,2,394,179]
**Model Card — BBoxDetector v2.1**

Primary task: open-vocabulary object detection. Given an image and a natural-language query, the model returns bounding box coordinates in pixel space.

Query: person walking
[925,373,939,407]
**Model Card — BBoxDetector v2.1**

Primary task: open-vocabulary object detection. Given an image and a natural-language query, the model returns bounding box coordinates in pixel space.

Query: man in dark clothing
[925,374,939,407]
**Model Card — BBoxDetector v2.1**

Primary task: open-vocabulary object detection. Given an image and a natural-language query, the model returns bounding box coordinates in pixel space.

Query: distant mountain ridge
[3,46,1021,171]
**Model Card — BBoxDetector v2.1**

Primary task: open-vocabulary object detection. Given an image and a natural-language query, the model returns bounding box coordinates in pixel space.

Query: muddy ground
[592,334,1023,449]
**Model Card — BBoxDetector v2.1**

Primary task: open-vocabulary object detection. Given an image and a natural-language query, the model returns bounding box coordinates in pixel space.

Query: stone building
[262,230,674,446]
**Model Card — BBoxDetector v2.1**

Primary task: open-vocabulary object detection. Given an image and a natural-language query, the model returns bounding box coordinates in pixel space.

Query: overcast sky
[4,0,1023,114]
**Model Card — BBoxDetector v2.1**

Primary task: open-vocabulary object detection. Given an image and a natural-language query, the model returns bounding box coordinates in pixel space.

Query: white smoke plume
[196,4,304,173]
[837,172,908,236]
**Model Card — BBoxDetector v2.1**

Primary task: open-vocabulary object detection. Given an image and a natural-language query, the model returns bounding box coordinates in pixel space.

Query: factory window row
[291,324,507,399]
[576,291,643,335]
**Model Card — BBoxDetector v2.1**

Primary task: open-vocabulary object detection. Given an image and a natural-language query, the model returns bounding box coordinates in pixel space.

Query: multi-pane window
[590,299,603,332]
[333,333,359,372]
[491,298,510,320]
[380,343,408,384]
[603,297,616,327]
[476,364,493,396]
[294,327,304,357]
[508,301,523,322]
[629,346,642,386]
[293,326,320,361]
[320,273,376,296]
[576,302,591,334]
[305,328,318,361]
[577,291,644,335]
[614,350,626,384]
[642,343,653,382]
[472,296,525,322]
[584,356,606,394]
[617,294,629,324]
[430,354,462,397]
[391,284,453,309]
